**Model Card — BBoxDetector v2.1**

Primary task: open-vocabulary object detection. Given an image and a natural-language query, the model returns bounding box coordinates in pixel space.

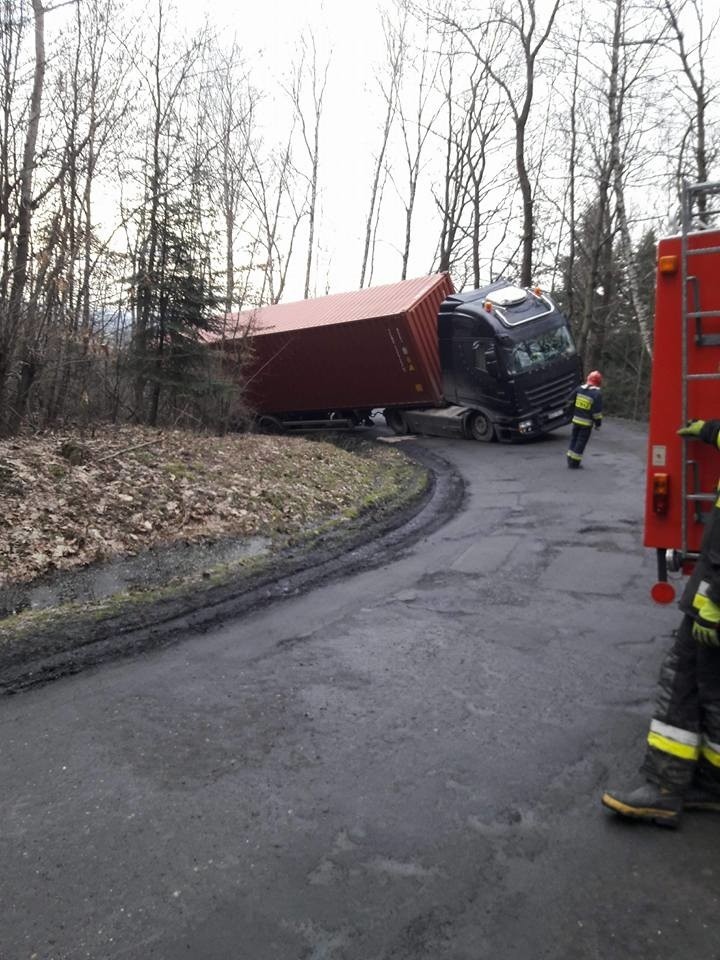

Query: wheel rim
[469,412,493,441]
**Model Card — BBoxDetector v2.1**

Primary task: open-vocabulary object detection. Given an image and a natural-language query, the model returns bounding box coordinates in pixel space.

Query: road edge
[0,443,465,695]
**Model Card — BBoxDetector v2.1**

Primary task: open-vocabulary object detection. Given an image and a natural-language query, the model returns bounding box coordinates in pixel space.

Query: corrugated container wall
[217,274,454,414]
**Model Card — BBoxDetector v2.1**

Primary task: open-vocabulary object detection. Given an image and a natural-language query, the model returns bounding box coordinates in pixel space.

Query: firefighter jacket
[571,383,603,429]
[680,420,720,617]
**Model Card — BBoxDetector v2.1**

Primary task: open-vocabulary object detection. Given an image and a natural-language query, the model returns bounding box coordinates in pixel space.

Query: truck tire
[466,410,495,442]
[384,408,409,435]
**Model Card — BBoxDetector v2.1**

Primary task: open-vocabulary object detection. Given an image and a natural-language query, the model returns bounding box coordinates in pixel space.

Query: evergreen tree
[597,227,656,420]
[130,197,240,429]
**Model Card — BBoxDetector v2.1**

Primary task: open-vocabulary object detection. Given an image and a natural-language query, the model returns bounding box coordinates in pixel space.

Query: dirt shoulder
[0,426,464,693]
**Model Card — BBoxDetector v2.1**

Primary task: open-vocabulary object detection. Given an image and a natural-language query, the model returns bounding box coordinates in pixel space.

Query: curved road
[2,420,718,960]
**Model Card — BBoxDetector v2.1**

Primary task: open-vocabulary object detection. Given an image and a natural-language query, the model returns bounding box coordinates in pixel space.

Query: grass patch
[0,427,431,674]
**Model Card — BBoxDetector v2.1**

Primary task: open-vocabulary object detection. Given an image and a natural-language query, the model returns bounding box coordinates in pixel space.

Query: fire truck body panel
[644,228,720,569]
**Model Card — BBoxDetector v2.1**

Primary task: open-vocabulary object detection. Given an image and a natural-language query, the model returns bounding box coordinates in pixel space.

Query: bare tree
[287,33,329,299]
[605,0,664,359]
[244,130,305,306]
[432,25,508,287]
[392,5,442,279]
[0,0,25,307]
[7,0,44,330]
[661,0,719,221]
[38,0,134,428]
[205,40,258,312]
[437,0,562,287]
[359,5,407,287]
[0,0,46,432]
[547,5,615,362]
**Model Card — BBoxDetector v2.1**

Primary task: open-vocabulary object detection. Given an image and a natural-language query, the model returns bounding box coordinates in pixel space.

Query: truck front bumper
[498,409,571,441]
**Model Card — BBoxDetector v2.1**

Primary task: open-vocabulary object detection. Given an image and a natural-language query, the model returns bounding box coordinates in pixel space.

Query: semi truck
[644,181,720,603]
[218,273,582,442]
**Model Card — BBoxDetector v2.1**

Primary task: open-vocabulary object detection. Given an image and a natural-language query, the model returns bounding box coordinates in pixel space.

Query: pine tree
[130,196,238,429]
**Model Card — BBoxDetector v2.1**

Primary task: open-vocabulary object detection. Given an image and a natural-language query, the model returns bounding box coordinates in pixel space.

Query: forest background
[0,0,717,437]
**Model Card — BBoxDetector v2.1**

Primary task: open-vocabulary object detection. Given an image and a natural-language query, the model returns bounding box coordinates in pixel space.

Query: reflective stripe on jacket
[571,384,602,428]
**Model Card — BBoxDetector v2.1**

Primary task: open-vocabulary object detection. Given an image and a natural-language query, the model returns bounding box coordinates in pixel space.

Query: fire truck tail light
[652,473,670,514]
[658,255,678,274]
[651,581,676,604]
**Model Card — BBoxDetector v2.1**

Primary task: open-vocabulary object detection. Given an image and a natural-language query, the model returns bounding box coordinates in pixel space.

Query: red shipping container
[216,274,454,414]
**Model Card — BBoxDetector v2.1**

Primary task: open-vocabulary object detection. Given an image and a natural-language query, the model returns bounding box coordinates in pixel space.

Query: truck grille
[522,372,579,410]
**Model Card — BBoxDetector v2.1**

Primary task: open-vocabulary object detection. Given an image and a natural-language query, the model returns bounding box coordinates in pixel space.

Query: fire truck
[645,181,720,603]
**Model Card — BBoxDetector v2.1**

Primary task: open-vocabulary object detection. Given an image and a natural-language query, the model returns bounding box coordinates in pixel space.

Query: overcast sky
[99,0,717,302]
[177,0,439,299]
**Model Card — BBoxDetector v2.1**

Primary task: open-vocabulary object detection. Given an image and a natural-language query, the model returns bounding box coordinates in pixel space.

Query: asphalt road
[2,420,719,960]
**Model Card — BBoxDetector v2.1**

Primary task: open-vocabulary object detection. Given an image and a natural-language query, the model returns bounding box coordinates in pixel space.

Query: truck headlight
[519,419,533,433]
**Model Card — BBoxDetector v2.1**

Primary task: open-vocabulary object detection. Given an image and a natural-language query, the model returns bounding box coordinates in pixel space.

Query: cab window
[473,340,495,374]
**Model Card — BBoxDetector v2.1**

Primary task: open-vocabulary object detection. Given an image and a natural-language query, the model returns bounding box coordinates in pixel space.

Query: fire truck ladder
[679,179,720,565]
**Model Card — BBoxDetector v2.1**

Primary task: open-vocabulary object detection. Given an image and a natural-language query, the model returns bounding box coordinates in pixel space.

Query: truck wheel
[384,408,409,435]
[467,411,495,442]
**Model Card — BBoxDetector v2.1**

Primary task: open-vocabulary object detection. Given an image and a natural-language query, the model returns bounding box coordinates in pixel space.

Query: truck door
[453,335,510,414]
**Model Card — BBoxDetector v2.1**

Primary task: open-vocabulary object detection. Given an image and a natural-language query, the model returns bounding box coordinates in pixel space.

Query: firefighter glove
[678,420,706,438]
[692,597,720,646]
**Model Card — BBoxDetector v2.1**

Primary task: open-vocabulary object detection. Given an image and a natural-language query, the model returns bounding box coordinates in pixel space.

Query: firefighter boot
[601,783,682,827]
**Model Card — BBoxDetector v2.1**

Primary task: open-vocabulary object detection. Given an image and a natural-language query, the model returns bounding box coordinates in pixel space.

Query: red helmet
[586,370,602,386]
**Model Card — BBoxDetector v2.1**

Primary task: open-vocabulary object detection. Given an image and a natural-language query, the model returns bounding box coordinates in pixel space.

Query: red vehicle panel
[217,274,454,414]
[644,229,720,569]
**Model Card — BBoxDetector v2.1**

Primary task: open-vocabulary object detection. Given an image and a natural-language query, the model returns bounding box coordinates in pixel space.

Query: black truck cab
[432,279,582,441]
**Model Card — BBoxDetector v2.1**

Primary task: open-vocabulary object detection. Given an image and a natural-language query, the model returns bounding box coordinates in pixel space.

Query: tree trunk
[607,0,652,360]
[360,10,405,288]
[134,0,165,421]
[2,0,45,433]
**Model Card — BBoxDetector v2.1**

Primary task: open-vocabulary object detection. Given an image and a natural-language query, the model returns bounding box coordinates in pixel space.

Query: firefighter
[601,418,720,827]
[566,370,603,468]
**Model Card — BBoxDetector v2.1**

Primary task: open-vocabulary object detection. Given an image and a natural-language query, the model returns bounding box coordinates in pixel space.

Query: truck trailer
[218,273,582,442]
[645,181,720,603]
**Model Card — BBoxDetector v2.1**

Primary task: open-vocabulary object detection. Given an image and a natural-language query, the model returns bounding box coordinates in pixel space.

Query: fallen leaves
[0,425,410,587]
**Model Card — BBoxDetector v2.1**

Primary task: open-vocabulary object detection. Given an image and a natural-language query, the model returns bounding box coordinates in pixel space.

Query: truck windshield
[502,323,576,374]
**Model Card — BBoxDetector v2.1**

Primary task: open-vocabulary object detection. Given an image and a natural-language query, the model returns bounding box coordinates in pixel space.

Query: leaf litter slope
[0,426,418,589]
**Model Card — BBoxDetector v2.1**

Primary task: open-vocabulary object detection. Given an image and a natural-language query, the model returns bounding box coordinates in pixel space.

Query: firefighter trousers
[641,614,720,793]
[566,424,592,467]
